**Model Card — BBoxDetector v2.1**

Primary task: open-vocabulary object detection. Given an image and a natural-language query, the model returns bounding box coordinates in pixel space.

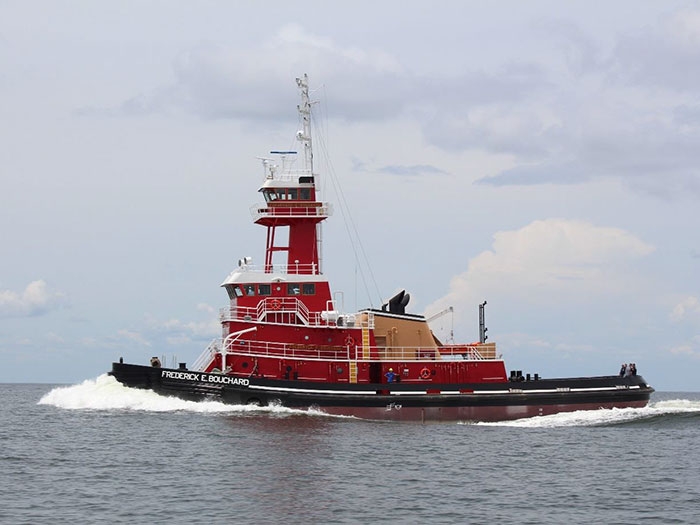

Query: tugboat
[110,75,654,422]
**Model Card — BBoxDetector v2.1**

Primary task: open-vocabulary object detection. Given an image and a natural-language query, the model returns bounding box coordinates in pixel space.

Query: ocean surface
[1,377,699,524]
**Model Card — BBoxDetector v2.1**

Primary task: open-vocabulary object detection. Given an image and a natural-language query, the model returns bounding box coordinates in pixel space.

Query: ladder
[348,361,357,383]
[361,312,373,360]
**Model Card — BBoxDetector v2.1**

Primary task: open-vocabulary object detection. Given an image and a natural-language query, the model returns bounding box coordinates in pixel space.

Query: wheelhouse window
[263,190,278,202]
[288,188,298,200]
[287,283,301,295]
[302,283,315,295]
[244,284,255,296]
[300,188,311,200]
[258,284,271,296]
[225,285,244,300]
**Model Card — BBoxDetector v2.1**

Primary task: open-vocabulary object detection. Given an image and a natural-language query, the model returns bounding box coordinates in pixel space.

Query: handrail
[261,169,313,182]
[191,339,221,372]
[206,337,498,362]
[253,297,309,324]
[230,262,320,274]
[227,339,352,360]
[250,203,333,221]
[220,302,375,329]
[380,345,495,361]
[223,326,259,351]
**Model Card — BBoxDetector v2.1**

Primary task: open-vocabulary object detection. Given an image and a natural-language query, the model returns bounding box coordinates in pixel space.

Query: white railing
[250,203,333,221]
[202,338,497,363]
[438,344,497,360]
[220,299,374,329]
[225,339,353,360]
[191,339,222,372]
[231,262,320,275]
[262,169,313,182]
[377,345,494,361]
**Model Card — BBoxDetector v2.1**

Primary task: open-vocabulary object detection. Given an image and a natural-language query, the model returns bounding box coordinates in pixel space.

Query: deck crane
[426,306,454,344]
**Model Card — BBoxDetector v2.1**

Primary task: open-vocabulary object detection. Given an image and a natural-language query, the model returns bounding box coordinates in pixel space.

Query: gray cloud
[88,15,700,197]
[100,26,413,123]
[476,162,592,186]
[472,12,700,195]
[610,9,700,92]
[101,23,546,127]
[377,164,448,177]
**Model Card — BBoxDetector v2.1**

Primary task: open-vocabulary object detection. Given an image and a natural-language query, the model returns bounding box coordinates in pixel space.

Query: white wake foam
[477,398,700,428]
[38,374,328,417]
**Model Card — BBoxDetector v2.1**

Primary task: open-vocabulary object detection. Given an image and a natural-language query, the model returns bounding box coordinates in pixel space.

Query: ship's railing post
[220,327,258,371]
[192,339,221,372]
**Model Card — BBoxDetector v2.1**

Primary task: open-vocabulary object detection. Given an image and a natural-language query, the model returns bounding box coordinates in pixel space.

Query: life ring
[344,335,355,347]
[419,367,431,380]
[271,299,282,310]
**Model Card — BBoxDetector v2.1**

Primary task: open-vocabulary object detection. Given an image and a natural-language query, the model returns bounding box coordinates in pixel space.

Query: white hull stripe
[248,384,641,396]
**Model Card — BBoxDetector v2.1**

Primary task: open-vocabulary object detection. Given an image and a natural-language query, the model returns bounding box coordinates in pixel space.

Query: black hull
[110,362,654,422]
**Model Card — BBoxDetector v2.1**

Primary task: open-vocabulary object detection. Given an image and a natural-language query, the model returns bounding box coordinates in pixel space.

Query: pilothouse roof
[221,267,328,286]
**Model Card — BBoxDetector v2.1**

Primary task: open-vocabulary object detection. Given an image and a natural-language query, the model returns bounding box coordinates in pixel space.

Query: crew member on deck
[385,368,396,383]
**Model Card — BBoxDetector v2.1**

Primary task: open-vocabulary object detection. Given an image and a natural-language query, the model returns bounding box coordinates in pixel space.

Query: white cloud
[46,332,65,343]
[670,296,700,322]
[273,24,403,73]
[166,335,193,346]
[668,9,700,47]
[0,280,65,318]
[426,219,655,316]
[81,329,152,350]
[81,337,98,347]
[113,329,151,347]
[668,336,700,358]
[145,311,220,343]
[80,328,153,349]
[196,303,216,314]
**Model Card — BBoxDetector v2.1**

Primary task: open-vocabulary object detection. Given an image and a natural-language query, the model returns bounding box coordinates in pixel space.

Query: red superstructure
[196,74,508,388]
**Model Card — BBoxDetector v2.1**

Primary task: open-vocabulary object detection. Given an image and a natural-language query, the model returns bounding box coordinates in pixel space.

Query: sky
[1,1,699,390]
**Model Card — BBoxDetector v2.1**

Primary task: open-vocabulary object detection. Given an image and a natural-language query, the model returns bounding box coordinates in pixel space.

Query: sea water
[1,376,699,524]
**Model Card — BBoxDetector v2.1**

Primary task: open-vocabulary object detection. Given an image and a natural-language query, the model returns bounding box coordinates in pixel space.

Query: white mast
[295,74,313,174]
[295,74,323,273]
